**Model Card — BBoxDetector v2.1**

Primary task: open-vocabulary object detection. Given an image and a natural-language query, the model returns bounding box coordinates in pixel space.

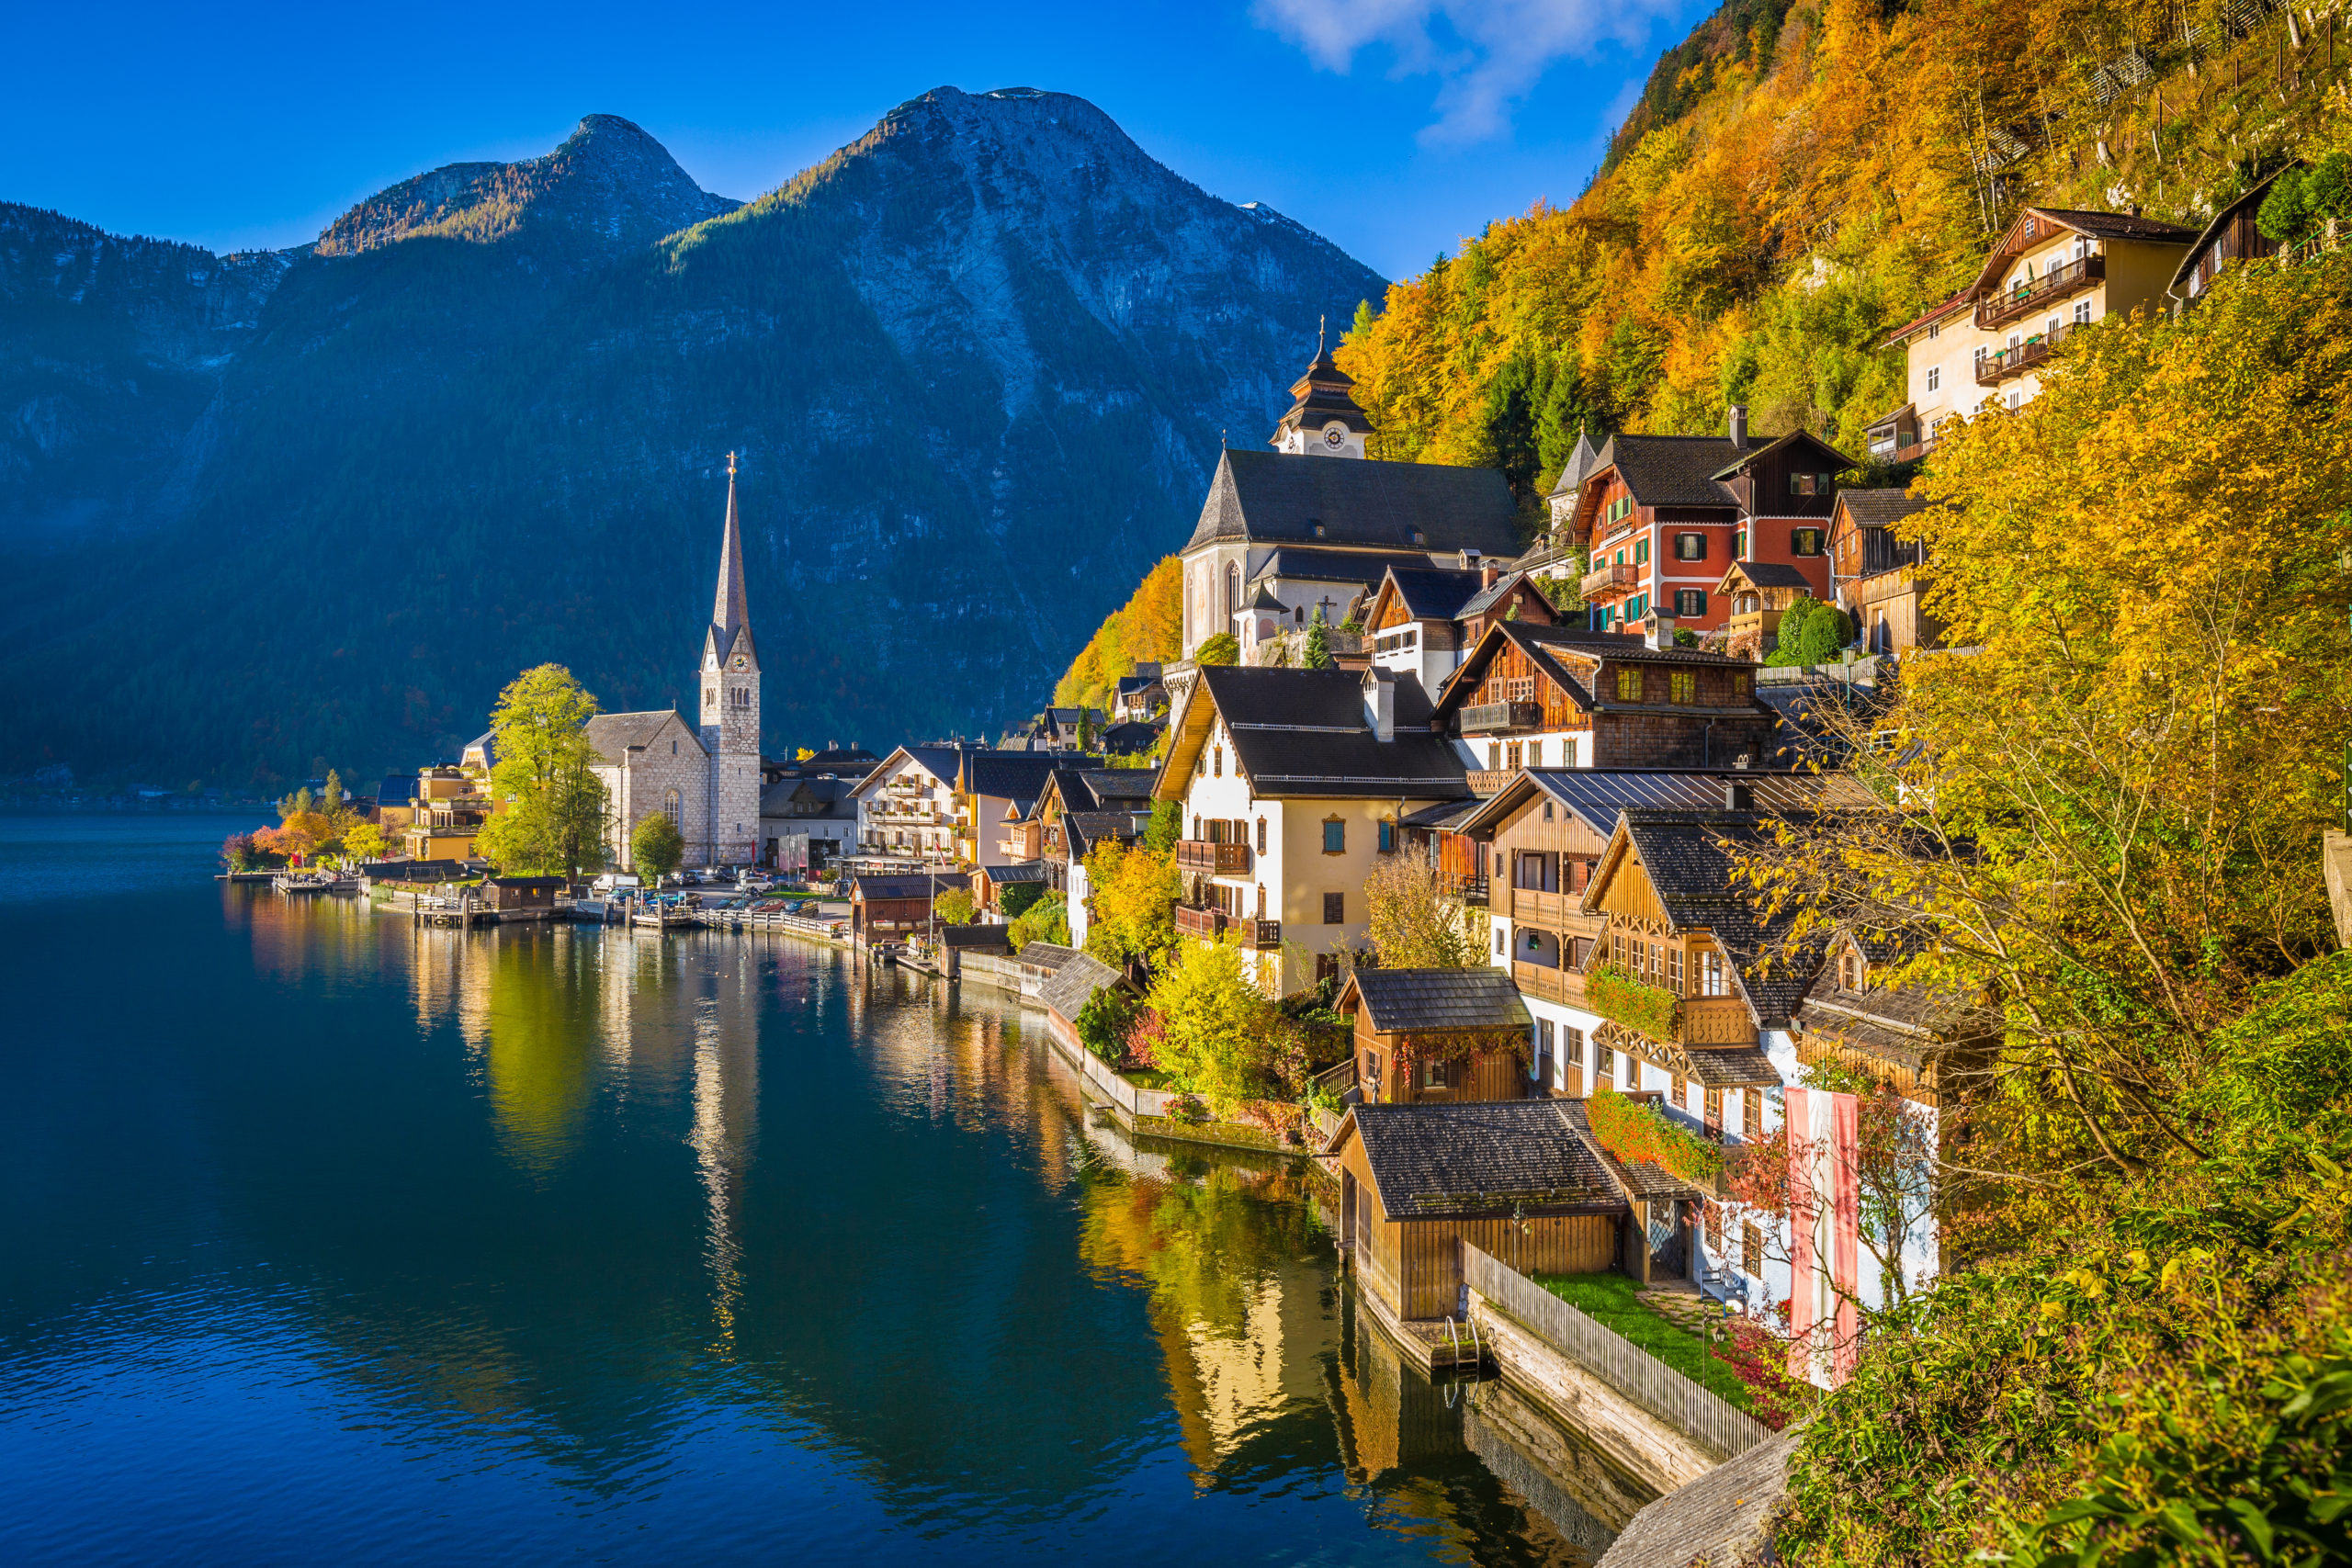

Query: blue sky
[4,0,1706,282]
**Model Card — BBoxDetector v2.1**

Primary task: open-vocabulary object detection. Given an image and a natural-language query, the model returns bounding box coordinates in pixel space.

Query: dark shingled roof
[967,750,1094,807]
[1040,950,1130,1025]
[979,861,1050,885]
[1595,1427,1804,1568]
[1591,434,1743,510]
[1100,721,1162,757]
[1343,967,1532,1033]
[1613,810,1826,1023]
[853,872,970,902]
[1186,449,1521,555]
[1064,809,1149,857]
[1836,488,1939,532]
[1381,565,1488,621]
[1077,769,1156,805]
[1727,559,1815,590]
[1679,1045,1782,1089]
[1257,546,1437,586]
[585,710,696,765]
[1547,429,1600,498]
[1194,665,1469,799]
[1016,942,1079,974]
[1453,768,1878,838]
[1348,1101,1625,1220]
[2030,206,2199,243]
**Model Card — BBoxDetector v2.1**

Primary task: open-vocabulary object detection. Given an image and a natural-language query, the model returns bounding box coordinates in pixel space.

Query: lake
[0,815,1627,1566]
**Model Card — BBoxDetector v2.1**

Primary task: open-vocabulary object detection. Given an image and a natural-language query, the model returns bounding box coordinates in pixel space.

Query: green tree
[475,663,610,875]
[630,811,684,884]
[933,887,978,926]
[1143,799,1182,856]
[1764,596,1852,667]
[1363,853,1487,968]
[1144,940,1277,1111]
[1194,632,1239,667]
[999,880,1046,919]
[1303,607,1335,670]
[1008,893,1069,951]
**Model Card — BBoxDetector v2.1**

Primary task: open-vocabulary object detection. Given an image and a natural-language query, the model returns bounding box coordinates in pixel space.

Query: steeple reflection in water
[0,818,1634,1568]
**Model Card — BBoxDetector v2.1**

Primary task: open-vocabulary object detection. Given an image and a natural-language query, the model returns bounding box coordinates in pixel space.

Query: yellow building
[401,765,496,861]
[1869,208,2197,457]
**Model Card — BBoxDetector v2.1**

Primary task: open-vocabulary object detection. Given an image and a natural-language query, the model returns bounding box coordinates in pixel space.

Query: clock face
[731,656,746,671]
[1323,424,1347,448]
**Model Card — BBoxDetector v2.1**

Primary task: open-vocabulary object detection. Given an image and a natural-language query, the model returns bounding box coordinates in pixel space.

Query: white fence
[1464,1243,1773,1461]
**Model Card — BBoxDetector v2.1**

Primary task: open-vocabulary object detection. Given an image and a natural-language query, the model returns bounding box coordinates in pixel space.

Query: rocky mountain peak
[314,114,737,261]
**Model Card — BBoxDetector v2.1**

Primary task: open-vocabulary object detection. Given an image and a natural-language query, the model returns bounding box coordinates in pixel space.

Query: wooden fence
[1463,1243,1772,1462]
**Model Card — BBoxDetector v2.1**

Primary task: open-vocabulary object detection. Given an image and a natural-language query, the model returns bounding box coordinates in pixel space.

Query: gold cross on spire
[1317,314,1327,355]
[726,450,738,478]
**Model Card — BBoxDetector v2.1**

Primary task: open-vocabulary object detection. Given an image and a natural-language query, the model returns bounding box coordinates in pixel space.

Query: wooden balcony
[1892,434,1938,464]
[1238,919,1282,950]
[1175,903,1227,940]
[1976,322,2071,387]
[1464,768,1515,795]
[1507,886,1589,927]
[1174,839,1251,874]
[1582,562,1640,602]
[1460,700,1542,735]
[1726,609,1782,649]
[1974,254,2102,331]
[1511,960,1587,1008]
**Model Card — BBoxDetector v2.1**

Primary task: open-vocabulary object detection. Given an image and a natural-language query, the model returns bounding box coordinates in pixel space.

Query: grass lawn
[1531,1272,1765,1416]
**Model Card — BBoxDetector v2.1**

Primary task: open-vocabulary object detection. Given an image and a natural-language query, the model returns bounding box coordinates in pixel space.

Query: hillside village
[210,73,2352,1561]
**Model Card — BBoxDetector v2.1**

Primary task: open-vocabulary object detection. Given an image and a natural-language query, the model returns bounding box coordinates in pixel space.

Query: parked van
[592,874,642,894]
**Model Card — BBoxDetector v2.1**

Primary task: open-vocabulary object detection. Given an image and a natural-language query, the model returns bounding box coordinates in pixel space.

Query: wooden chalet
[1578,809,1810,1135]
[1329,1100,1630,1323]
[1713,561,1815,662]
[2171,164,2293,309]
[850,871,969,942]
[1793,927,1983,1111]
[1339,967,1534,1105]
[1430,621,1777,777]
[1361,559,1558,701]
[972,860,1047,917]
[1826,490,1942,659]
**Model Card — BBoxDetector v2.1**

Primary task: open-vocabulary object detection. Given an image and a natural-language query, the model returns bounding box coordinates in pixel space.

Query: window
[1704,1085,1723,1128]
[662,788,682,826]
[1530,740,1544,767]
[1377,820,1395,853]
[1598,1044,1616,1084]
[1675,532,1706,560]
[1614,548,1627,568]
[2074,299,2092,325]
[1564,1027,1585,1067]
[1364,1050,1381,1098]
[1702,951,1727,996]
[1839,946,1861,989]
[1615,667,1643,701]
[1212,746,1222,777]
[1225,562,1239,615]
[1732,674,1749,695]
[2007,389,2023,412]
[1733,529,1747,558]
[1925,366,1940,393]
[1537,1020,1555,1082]
[1611,931,1626,968]
[1634,537,1650,565]
[1423,1059,1454,1089]
[1926,321,1940,341]
[706,687,716,707]
[1195,754,1204,777]
[1675,589,1705,618]
[1792,527,1824,556]
[1670,671,1696,705]
[1255,817,1267,853]
[1668,946,1684,992]
[1323,891,1345,924]
[1322,818,1346,854]
[1725,1091,1743,1138]
[1495,926,1505,955]
[1743,1219,1764,1274]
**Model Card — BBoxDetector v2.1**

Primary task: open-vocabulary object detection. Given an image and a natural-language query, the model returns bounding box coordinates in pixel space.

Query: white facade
[1276,418,1365,458]
[851,751,960,863]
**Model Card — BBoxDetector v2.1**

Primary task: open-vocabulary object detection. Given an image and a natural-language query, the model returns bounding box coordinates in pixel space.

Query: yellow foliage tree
[1056,556,1184,713]
[1082,840,1181,966]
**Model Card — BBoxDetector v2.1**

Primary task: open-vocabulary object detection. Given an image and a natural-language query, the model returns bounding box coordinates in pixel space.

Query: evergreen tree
[1303,607,1335,670]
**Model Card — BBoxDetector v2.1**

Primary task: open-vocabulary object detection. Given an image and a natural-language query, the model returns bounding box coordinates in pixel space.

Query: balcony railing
[1581,562,1640,601]
[1511,959,1586,1007]
[1974,254,2102,331]
[1892,434,1938,464]
[1238,919,1282,950]
[1464,768,1515,795]
[1440,872,1489,907]
[1460,700,1542,736]
[1174,839,1252,874]
[1682,995,1757,1045]
[1175,903,1227,940]
[1506,886,1581,927]
[1976,321,2071,386]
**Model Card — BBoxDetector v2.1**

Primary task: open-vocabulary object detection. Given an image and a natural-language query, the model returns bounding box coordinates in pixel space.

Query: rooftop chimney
[1362,666,1396,743]
[1645,615,1677,651]
[1481,562,1500,590]
[1459,547,1481,570]
[1723,781,1755,810]
[1727,404,1749,449]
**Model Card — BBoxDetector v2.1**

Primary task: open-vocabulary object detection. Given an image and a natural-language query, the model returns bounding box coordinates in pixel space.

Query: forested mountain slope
[0,92,1384,785]
[1336,0,2350,495]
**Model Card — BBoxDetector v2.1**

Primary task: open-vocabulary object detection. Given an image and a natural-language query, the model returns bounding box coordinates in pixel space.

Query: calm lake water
[0,815,1627,1566]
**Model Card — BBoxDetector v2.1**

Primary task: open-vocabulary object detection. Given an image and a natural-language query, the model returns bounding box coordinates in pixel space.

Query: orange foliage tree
[1055,555,1183,713]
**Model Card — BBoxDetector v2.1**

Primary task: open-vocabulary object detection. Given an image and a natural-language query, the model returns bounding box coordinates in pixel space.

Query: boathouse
[1338,967,1533,1106]
[481,874,564,912]
[1329,1100,1629,1325]
[850,871,969,943]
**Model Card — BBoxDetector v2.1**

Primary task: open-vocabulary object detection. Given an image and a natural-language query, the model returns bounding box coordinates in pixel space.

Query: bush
[1076,985,1138,1062]
[1587,964,1681,1039]
[1582,1089,1722,1185]
[1764,595,1853,667]
[1008,893,1069,952]
[998,880,1046,919]
[1193,632,1239,667]
[933,887,978,926]
[1144,939,1279,1111]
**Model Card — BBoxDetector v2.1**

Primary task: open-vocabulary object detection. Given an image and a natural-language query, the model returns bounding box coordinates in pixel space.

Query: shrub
[1587,964,1681,1039]
[998,879,1046,919]
[1193,632,1239,667]
[1764,595,1853,667]
[932,887,978,926]
[1076,985,1138,1062]
[1008,893,1069,952]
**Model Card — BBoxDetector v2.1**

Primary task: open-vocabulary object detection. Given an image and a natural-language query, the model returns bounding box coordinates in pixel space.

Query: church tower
[1270,322,1370,457]
[699,453,762,867]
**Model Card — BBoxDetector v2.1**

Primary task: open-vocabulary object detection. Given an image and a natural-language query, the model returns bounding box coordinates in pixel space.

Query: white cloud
[1252,0,1679,145]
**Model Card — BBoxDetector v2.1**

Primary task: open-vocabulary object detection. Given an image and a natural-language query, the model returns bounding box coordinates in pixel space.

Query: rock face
[0,95,1385,783]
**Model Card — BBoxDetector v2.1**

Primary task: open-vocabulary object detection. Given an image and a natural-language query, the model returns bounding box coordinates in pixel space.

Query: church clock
[1323,423,1347,448]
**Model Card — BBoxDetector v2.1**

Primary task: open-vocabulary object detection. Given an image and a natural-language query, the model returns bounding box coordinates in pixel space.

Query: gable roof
[1968,207,2199,299]
[1832,488,1939,534]
[1547,429,1600,498]
[1881,288,1973,347]
[585,710,699,766]
[1451,767,1879,838]
[1160,665,1468,801]
[1339,967,1532,1033]
[967,750,1095,807]
[978,861,1050,886]
[1431,621,1762,723]
[1373,564,1489,623]
[852,872,969,902]
[1186,448,1521,555]
[1077,769,1156,805]
[2170,164,2294,293]
[1718,560,1815,592]
[1064,808,1150,858]
[1707,427,1858,482]
[1340,1101,1625,1221]
[1590,434,1744,510]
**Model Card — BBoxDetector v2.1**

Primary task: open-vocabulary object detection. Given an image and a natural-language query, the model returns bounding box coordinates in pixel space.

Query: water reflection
[3,851,1633,1567]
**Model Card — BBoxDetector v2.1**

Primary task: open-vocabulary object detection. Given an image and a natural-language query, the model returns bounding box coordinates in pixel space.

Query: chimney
[1723,781,1755,810]
[1727,403,1748,449]
[1459,547,1481,570]
[1362,667,1396,742]
[1481,562,1500,590]
[1645,615,1677,651]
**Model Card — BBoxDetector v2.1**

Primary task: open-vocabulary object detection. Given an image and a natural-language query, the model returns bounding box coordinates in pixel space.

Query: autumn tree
[933,887,978,927]
[1082,839,1181,967]
[343,822,389,863]
[473,664,609,877]
[1144,939,1278,1111]
[1193,632,1239,667]
[1363,853,1487,968]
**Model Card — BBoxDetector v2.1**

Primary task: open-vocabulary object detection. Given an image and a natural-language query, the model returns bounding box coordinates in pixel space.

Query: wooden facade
[1439,624,1774,773]
[1487,791,1610,1042]
[1334,1134,1621,1321]
[1351,1010,1528,1106]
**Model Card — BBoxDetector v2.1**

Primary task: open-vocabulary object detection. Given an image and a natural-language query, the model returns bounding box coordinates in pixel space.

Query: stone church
[588,457,763,870]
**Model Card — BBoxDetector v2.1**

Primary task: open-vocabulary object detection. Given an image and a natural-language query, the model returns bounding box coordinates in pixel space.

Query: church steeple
[1271,321,1371,457]
[707,451,758,671]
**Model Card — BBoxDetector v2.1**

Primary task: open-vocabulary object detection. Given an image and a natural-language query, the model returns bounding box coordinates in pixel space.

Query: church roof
[586,710,701,766]
[1271,348,1374,444]
[1547,430,1600,498]
[1186,449,1520,556]
[707,456,758,671]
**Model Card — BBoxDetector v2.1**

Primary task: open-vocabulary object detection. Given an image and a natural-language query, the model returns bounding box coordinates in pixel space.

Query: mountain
[0,90,1385,786]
